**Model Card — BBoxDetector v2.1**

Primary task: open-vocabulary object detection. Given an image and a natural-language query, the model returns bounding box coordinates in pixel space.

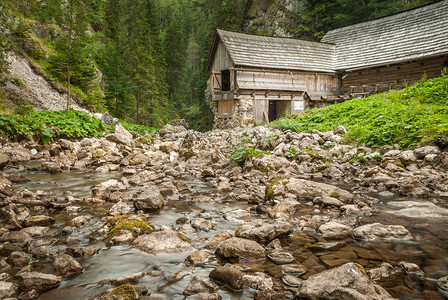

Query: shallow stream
[4,165,448,299]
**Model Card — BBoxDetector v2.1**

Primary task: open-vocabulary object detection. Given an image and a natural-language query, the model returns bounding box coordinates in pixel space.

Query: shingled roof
[208,29,336,73]
[321,0,448,71]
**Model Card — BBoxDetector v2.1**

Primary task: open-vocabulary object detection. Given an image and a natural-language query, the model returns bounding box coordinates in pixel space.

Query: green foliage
[285,147,299,159]
[271,73,448,149]
[231,146,271,164]
[0,110,106,143]
[120,120,158,136]
[293,0,437,41]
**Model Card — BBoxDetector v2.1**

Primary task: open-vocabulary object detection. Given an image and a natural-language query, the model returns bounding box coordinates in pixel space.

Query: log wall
[341,55,448,96]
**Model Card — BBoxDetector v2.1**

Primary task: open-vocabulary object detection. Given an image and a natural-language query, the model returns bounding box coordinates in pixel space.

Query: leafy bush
[120,120,158,136]
[0,110,106,143]
[231,146,271,164]
[271,73,448,149]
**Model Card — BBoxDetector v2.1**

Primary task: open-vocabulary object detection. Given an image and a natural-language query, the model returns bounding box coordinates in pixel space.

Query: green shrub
[231,146,271,164]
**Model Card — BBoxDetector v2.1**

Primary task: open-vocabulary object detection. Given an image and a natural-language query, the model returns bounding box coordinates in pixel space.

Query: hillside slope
[4,52,85,112]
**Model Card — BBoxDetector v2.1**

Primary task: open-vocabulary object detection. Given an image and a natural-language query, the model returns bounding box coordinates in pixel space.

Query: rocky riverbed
[0,123,448,299]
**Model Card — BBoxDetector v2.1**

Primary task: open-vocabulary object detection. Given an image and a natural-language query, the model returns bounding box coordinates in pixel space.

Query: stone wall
[211,98,255,129]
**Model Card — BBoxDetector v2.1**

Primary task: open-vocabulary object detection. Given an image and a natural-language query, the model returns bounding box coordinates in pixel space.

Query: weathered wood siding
[341,55,448,95]
[208,40,234,101]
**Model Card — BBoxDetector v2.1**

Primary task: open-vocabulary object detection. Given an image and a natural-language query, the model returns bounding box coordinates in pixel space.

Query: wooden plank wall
[235,69,337,94]
[341,55,447,95]
[217,100,234,116]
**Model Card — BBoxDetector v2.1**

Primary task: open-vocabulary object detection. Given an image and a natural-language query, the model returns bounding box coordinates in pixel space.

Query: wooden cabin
[321,0,448,96]
[206,29,340,129]
[207,0,448,129]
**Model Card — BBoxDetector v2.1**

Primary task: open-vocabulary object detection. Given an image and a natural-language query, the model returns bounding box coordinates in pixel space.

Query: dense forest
[0,0,438,130]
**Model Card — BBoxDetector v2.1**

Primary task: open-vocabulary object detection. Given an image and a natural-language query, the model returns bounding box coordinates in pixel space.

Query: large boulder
[297,263,393,300]
[54,253,82,276]
[1,147,32,163]
[215,237,266,260]
[17,271,63,292]
[285,179,353,203]
[353,223,413,241]
[133,185,164,212]
[235,223,293,244]
[131,231,194,254]
[209,266,244,291]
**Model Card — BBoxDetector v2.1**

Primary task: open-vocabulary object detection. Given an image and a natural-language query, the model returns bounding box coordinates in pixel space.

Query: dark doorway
[268,100,291,122]
[268,100,277,122]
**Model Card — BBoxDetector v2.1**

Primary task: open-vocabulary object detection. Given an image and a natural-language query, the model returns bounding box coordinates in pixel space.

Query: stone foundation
[211,99,255,129]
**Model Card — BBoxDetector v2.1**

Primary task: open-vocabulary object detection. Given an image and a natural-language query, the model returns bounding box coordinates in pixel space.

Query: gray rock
[24,215,55,227]
[132,231,194,254]
[1,147,31,162]
[186,250,214,264]
[0,153,10,170]
[108,201,131,216]
[133,185,164,212]
[209,266,244,291]
[438,276,448,296]
[313,196,344,207]
[98,272,148,286]
[282,274,303,287]
[183,276,219,295]
[235,223,293,244]
[215,237,265,260]
[185,293,222,300]
[106,133,131,145]
[267,251,295,265]
[400,262,424,276]
[17,271,62,292]
[413,146,440,159]
[66,246,100,258]
[285,178,353,203]
[333,125,347,135]
[398,150,418,163]
[0,204,30,230]
[353,223,413,241]
[297,262,393,300]
[319,221,353,238]
[54,253,82,276]
[366,262,399,281]
[100,112,118,126]
[8,251,32,267]
[192,218,215,232]
[386,201,448,218]
[0,281,16,299]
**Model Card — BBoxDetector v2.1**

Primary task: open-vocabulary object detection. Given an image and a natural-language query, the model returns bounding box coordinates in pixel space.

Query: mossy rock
[108,284,138,300]
[106,215,155,240]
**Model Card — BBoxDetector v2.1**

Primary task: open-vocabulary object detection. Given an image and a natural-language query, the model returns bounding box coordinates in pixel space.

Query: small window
[221,70,230,91]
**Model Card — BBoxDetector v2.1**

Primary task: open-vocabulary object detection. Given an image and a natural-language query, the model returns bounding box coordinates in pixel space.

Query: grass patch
[271,72,448,149]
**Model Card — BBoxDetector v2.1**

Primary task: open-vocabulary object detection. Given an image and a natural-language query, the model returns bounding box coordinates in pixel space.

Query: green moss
[107,215,154,238]
[330,192,340,199]
[108,284,138,300]
[177,233,192,244]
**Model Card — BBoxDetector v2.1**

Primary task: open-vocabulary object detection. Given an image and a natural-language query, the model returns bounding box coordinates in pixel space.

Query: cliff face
[242,0,305,37]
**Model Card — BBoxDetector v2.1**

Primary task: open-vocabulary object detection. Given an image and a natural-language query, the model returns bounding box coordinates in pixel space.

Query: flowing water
[4,165,448,299]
